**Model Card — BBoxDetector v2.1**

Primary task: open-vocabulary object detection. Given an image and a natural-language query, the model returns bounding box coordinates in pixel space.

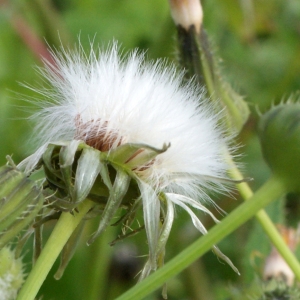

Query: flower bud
[0,247,25,300]
[168,0,250,134]
[0,162,44,248]
[258,102,300,193]
[169,0,203,33]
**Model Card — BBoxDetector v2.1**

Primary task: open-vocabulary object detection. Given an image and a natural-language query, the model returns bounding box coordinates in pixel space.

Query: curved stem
[116,175,286,300]
[228,156,300,281]
[17,200,94,300]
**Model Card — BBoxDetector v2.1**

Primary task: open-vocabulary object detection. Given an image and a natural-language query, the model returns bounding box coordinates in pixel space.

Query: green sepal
[108,143,146,164]
[87,169,131,245]
[258,101,300,193]
[59,140,83,196]
[108,143,170,170]
[98,162,112,191]
[125,143,170,170]
[88,162,112,199]
[73,148,102,204]
[59,140,84,168]
[155,195,174,257]
[42,144,65,189]
[41,142,113,211]
[42,144,60,176]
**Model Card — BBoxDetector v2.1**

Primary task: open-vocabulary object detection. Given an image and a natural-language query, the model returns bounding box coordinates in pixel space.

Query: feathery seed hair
[19,41,237,276]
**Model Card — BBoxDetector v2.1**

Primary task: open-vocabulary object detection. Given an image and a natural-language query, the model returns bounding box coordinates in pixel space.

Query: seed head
[19,41,237,277]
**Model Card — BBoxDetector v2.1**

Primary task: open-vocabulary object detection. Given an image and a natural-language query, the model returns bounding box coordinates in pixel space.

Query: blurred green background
[1,0,300,299]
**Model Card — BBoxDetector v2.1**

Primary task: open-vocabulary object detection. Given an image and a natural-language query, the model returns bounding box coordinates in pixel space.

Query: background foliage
[1,0,300,299]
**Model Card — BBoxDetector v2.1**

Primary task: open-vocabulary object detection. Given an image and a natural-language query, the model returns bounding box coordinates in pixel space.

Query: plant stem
[228,158,300,281]
[85,222,115,300]
[17,200,94,300]
[116,175,286,300]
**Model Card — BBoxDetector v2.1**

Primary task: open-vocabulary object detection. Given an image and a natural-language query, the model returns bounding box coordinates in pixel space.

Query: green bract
[37,140,169,238]
[0,162,44,249]
[258,102,300,193]
[0,140,169,277]
[40,141,168,207]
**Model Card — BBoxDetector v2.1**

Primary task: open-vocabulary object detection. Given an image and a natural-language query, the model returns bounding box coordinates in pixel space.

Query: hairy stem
[228,157,300,281]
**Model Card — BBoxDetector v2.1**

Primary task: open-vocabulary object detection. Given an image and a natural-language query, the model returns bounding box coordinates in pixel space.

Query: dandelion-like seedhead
[19,41,237,278]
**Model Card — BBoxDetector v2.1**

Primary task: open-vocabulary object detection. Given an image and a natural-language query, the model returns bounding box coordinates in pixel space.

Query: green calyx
[10,140,168,281]
[258,102,300,193]
[40,141,168,212]
[35,140,169,246]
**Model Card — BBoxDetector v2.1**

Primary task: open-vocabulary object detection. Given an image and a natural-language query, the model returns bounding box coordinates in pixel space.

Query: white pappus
[20,41,238,278]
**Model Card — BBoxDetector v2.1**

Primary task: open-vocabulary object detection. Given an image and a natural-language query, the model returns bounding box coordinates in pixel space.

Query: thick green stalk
[17,200,94,300]
[85,223,116,300]
[116,175,287,300]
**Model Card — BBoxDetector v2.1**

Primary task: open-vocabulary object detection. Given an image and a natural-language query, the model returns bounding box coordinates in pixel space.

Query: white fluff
[20,42,236,274]
[25,43,229,192]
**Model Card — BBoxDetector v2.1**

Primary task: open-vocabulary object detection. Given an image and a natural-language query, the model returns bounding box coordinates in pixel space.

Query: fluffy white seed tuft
[20,41,237,275]
[23,42,231,197]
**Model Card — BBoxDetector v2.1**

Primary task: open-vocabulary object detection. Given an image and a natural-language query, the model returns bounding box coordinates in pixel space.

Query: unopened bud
[169,0,203,33]
[258,102,300,193]
[0,163,44,249]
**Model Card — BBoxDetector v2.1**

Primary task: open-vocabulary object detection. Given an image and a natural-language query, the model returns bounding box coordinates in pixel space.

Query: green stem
[116,175,286,300]
[17,200,94,300]
[228,158,300,281]
[85,223,115,300]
